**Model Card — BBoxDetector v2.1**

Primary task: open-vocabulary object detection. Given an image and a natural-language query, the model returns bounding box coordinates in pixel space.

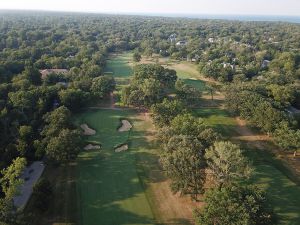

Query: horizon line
[0,8,299,18]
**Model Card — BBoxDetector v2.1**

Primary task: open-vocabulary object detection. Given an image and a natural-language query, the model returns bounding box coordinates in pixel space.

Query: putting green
[75,109,155,225]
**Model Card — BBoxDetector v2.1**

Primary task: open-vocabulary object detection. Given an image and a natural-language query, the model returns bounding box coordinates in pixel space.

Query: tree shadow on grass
[250,165,300,225]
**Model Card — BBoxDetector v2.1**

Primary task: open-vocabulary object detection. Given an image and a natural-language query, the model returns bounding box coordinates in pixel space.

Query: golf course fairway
[75,109,155,225]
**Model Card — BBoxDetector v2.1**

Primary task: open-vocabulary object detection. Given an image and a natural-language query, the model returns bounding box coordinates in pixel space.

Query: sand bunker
[189,77,198,80]
[84,144,101,150]
[114,144,128,153]
[81,124,96,136]
[118,120,132,132]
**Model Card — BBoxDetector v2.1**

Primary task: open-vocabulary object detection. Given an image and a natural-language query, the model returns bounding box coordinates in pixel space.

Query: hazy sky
[0,0,299,16]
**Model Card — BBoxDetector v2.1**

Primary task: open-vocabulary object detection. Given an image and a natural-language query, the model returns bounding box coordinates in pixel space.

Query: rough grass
[74,109,155,225]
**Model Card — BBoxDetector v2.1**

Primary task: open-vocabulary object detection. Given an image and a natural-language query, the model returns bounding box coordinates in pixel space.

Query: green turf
[195,107,300,224]
[104,53,133,79]
[176,70,206,91]
[74,109,155,225]
[194,108,238,137]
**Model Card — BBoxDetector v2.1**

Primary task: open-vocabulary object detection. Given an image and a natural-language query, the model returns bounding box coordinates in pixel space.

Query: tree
[175,80,202,105]
[45,129,83,162]
[151,99,186,127]
[133,52,142,62]
[58,88,90,111]
[273,122,300,157]
[91,75,115,98]
[160,135,206,200]
[194,185,274,225]
[22,66,42,85]
[42,106,72,138]
[158,113,219,148]
[205,141,252,187]
[0,157,26,200]
[16,125,34,158]
[133,64,177,88]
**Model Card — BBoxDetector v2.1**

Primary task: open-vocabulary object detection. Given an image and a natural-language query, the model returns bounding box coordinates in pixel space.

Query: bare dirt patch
[118,120,132,132]
[84,144,101,151]
[80,124,96,136]
[114,144,128,152]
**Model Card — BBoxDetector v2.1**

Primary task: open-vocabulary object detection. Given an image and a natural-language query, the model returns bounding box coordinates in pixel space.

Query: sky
[0,0,299,16]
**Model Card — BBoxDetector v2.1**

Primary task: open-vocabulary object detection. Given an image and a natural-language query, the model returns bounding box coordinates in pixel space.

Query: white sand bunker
[189,77,198,80]
[84,144,101,150]
[114,144,128,153]
[80,124,96,135]
[118,120,132,132]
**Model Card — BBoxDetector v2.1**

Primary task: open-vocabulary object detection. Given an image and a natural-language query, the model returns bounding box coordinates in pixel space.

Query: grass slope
[75,109,155,225]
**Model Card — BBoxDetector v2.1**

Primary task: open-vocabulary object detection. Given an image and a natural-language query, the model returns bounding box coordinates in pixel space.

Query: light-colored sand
[84,144,101,150]
[114,144,128,152]
[13,161,45,209]
[118,120,132,132]
[80,124,96,136]
[189,77,198,80]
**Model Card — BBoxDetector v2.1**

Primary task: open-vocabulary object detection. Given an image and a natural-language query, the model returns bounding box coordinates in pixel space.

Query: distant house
[168,33,177,43]
[208,38,215,43]
[176,41,187,46]
[39,69,69,79]
[222,62,235,70]
[261,60,271,68]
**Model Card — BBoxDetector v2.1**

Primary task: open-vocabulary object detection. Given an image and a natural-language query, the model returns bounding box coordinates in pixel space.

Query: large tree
[194,185,274,225]
[160,135,206,200]
[151,99,186,127]
[205,141,252,187]
[91,75,115,98]
[45,129,83,162]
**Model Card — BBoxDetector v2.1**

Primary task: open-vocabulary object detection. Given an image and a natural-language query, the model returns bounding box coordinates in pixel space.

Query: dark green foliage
[151,99,186,127]
[91,75,116,98]
[194,185,275,225]
[121,64,177,107]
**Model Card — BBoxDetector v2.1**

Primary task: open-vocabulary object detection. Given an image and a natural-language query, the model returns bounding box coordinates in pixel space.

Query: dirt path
[233,117,300,176]
[233,118,270,150]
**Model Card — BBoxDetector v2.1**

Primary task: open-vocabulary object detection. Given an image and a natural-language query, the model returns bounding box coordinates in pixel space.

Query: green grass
[194,108,238,137]
[194,107,300,224]
[245,144,300,225]
[176,70,206,91]
[104,53,133,79]
[74,109,155,225]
